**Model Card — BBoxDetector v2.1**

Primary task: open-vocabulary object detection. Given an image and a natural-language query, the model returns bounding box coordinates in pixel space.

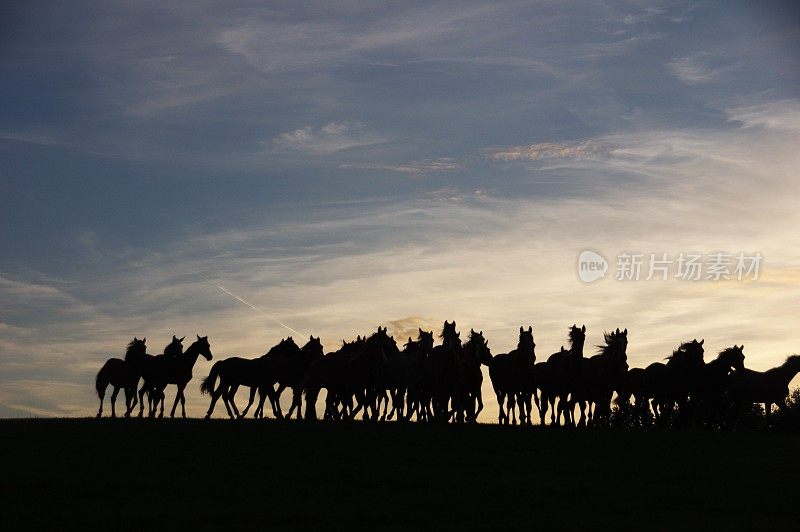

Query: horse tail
[95,362,110,397]
[200,361,222,395]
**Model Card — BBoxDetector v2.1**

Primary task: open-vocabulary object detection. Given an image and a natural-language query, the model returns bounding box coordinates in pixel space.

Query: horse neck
[180,346,202,368]
[777,359,800,384]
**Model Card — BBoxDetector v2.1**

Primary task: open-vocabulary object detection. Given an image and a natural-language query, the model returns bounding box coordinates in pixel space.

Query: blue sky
[2,1,799,418]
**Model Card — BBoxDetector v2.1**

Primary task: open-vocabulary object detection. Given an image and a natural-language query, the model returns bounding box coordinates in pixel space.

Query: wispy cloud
[726,99,800,133]
[271,122,386,155]
[339,158,463,176]
[487,141,612,162]
[668,52,734,84]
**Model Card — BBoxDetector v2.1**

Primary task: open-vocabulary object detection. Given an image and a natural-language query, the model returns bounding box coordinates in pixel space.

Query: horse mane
[596,331,617,356]
[568,326,582,346]
[163,341,182,357]
[783,354,800,366]
[668,341,703,365]
[124,340,142,362]
[717,346,740,360]
[469,329,482,342]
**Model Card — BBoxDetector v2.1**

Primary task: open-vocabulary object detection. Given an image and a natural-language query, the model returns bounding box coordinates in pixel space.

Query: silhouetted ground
[1,419,799,530]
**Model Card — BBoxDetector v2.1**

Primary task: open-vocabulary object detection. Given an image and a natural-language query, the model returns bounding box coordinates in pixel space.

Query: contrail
[200,275,304,337]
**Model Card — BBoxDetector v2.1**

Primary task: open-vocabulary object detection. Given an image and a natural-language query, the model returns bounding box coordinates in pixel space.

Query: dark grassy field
[1,419,799,530]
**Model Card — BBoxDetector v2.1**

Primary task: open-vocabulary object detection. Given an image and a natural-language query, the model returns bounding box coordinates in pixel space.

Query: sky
[1,0,799,420]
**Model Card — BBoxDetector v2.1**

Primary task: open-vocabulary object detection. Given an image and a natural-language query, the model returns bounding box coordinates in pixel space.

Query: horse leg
[206,387,223,419]
[228,384,241,418]
[241,387,257,418]
[273,384,287,419]
[286,388,303,419]
[110,387,120,418]
[137,383,147,417]
[128,384,138,417]
[475,391,484,422]
[221,387,235,418]
[96,380,107,418]
[169,385,181,418]
[539,392,548,426]
[765,402,772,426]
[179,385,187,417]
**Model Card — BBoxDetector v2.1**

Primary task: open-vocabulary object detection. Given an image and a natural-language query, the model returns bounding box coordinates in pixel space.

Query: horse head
[302,335,324,360]
[466,329,492,366]
[569,324,586,355]
[518,325,535,358]
[601,327,628,373]
[188,334,213,361]
[125,337,147,362]
[720,345,745,371]
[440,321,461,351]
[163,335,185,357]
[417,328,434,352]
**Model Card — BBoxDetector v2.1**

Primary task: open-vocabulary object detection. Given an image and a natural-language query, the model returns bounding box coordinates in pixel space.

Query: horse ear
[528,326,532,333]
[581,325,585,332]
[700,339,704,345]
[480,330,483,336]
[623,328,627,335]
[134,337,138,341]
[173,335,178,340]
[616,327,620,334]
[520,326,524,333]
[179,336,185,342]
[197,334,201,340]
[740,344,744,350]
[142,337,146,343]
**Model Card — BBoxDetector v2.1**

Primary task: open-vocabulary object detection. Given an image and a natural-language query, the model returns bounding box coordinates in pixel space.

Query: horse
[130,335,184,416]
[200,337,298,419]
[638,339,705,425]
[540,325,585,426]
[690,345,745,426]
[728,354,800,425]
[95,337,147,418]
[428,321,462,422]
[489,326,535,425]
[618,366,650,426]
[302,336,366,421]
[570,328,629,427]
[258,335,324,420]
[303,328,396,421]
[385,328,434,422]
[138,335,213,417]
[455,329,492,423]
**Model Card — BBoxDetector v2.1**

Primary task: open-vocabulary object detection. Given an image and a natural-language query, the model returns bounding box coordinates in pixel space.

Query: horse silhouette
[95,337,147,418]
[540,325,585,426]
[138,335,212,418]
[635,339,705,425]
[690,345,746,426]
[570,328,628,427]
[130,335,184,417]
[457,329,492,423]
[256,336,324,420]
[384,328,434,422]
[303,327,397,421]
[200,337,298,419]
[489,326,535,425]
[728,354,800,425]
[428,321,462,422]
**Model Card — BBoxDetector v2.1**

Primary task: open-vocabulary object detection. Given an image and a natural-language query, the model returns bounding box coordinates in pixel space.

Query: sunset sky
[2,1,799,420]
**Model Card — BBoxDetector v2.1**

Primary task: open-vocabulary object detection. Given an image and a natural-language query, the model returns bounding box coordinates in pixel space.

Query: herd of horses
[94,323,800,427]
